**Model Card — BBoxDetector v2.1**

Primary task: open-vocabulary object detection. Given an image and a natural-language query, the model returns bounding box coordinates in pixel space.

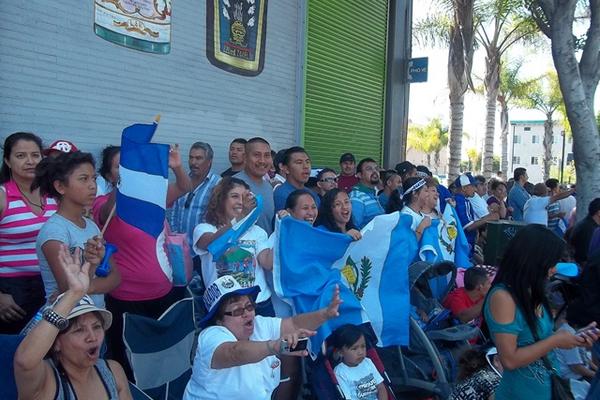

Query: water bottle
[20,306,48,335]
[95,243,118,277]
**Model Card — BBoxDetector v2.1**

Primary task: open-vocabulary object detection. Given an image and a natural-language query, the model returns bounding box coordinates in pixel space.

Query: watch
[42,308,69,331]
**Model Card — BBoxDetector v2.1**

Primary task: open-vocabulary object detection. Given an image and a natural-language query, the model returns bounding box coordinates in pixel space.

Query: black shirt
[567,250,600,327]
[570,216,599,264]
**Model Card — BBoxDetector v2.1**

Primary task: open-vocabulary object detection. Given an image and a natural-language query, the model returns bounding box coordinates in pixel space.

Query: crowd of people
[1,130,600,400]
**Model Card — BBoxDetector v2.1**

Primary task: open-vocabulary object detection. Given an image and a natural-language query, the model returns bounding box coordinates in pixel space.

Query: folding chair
[123,298,195,400]
[129,381,153,400]
[0,334,25,399]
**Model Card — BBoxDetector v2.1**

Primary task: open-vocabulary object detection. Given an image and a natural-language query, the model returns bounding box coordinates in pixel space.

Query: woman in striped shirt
[0,132,58,334]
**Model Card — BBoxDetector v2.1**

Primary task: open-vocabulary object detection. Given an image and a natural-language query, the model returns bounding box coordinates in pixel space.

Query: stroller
[383,261,480,399]
[305,323,397,399]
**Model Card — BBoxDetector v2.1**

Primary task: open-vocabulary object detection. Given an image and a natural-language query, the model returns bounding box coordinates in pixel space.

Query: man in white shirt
[524,183,574,226]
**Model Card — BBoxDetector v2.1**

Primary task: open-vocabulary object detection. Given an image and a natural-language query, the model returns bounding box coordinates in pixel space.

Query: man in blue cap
[453,173,499,254]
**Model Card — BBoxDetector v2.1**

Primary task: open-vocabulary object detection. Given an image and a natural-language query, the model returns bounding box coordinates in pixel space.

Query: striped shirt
[168,172,221,250]
[349,184,384,229]
[0,181,57,278]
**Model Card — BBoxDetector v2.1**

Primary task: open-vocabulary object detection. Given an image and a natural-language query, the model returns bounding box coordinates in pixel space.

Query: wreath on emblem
[341,256,372,300]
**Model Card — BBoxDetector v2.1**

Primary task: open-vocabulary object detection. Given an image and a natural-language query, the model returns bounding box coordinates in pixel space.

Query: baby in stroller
[331,324,388,400]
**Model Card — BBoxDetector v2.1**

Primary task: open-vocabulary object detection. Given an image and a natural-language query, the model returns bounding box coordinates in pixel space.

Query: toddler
[332,324,388,400]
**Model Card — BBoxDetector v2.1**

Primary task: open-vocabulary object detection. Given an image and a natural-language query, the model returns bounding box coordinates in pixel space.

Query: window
[532,135,538,144]
[531,157,539,165]
[513,135,521,144]
[513,156,521,164]
[524,126,531,131]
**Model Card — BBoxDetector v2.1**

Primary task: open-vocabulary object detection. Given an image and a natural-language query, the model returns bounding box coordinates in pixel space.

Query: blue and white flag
[419,205,471,269]
[332,213,416,346]
[117,122,169,238]
[207,195,264,259]
[273,217,369,352]
[273,213,417,349]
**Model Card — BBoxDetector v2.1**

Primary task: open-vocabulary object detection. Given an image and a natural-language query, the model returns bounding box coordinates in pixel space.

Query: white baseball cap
[199,275,260,328]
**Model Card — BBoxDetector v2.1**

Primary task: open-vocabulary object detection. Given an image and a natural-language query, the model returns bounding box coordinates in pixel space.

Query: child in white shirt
[524,183,574,226]
[332,324,388,400]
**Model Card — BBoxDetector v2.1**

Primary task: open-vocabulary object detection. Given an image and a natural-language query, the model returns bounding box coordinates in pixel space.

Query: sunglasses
[223,303,255,317]
[184,191,195,209]
[320,177,338,183]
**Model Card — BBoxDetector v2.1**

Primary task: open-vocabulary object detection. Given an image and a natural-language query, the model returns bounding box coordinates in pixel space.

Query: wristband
[266,340,279,355]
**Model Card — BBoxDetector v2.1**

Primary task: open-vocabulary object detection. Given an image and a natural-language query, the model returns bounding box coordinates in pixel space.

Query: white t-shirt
[256,233,293,318]
[524,196,550,226]
[468,193,490,219]
[334,358,384,400]
[192,223,271,303]
[400,206,424,231]
[183,315,282,400]
[558,195,576,216]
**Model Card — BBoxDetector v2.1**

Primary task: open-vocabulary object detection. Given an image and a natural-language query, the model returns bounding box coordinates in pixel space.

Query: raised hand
[324,284,342,319]
[58,245,90,296]
[242,191,257,216]
[168,144,182,170]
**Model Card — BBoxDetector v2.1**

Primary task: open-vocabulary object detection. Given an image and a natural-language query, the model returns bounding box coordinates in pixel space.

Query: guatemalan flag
[273,213,417,350]
[116,121,171,279]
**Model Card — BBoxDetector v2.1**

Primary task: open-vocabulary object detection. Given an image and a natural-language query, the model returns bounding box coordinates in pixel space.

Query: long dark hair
[99,145,120,183]
[487,224,565,337]
[32,151,95,199]
[315,188,357,233]
[1,132,44,184]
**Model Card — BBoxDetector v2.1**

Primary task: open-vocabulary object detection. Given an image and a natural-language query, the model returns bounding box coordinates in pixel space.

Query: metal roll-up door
[302,0,390,168]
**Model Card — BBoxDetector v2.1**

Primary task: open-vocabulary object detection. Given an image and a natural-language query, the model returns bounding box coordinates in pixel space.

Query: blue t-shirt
[273,181,320,212]
[508,184,531,221]
[453,193,476,251]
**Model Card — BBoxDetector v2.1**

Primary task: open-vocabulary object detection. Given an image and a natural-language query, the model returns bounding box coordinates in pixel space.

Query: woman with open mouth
[183,274,341,400]
[315,188,362,241]
[14,244,132,400]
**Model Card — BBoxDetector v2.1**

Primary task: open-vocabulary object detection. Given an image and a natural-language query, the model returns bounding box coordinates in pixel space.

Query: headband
[404,179,426,197]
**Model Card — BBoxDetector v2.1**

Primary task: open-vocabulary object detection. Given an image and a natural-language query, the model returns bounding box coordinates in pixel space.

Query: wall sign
[94,0,172,54]
[206,0,268,76]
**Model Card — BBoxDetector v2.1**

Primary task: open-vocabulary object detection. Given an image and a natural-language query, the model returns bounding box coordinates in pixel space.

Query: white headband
[404,179,426,196]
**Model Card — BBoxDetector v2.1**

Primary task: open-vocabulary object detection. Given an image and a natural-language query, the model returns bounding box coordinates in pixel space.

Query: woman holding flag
[92,143,191,379]
[315,188,362,240]
[193,177,273,316]
[33,151,120,309]
[399,177,432,240]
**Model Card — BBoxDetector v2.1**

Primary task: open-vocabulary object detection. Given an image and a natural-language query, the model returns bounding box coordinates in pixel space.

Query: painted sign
[206,0,268,76]
[94,0,172,54]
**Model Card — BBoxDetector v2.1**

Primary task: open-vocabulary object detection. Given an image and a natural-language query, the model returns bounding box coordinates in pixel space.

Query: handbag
[532,328,575,400]
[164,224,193,287]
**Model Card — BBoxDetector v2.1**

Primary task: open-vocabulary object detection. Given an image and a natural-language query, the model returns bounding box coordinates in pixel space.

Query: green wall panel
[303,0,389,169]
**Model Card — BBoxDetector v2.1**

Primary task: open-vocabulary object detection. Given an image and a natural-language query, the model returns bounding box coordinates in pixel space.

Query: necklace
[16,184,44,210]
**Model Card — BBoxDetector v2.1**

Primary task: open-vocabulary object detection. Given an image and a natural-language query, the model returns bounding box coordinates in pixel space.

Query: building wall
[0,1,301,172]
[508,121,573,183]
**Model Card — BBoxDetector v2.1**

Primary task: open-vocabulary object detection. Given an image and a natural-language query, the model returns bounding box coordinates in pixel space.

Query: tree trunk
[498,96,509,177]
[483,50,500,179]
[448,94,465,183]
[427,153,431,168]
[434,150,441,171]
[542,113,553,181]
[549,1,600,222]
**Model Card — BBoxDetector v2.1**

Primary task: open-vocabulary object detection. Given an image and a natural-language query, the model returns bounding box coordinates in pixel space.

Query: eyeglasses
[320,177,338,183]
[223,303,255,317]
[184,191,195,209]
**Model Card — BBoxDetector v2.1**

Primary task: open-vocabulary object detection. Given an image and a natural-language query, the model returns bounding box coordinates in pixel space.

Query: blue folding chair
[0,334,25,399]
[123,298,195,400]
[129,381,153,399]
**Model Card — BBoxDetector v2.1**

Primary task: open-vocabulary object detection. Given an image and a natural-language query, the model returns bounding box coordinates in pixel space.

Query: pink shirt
[0,181,57,278]
[93,194,172,301]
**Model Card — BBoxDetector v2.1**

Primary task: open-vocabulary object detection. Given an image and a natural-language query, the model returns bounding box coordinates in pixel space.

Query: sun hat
[52,294,112,330]
[43,140,79,156]
[199,275,260,328]
[454,173,476,188]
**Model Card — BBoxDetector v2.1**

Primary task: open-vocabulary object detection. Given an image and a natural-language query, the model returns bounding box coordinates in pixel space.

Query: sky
[409,1,600,158]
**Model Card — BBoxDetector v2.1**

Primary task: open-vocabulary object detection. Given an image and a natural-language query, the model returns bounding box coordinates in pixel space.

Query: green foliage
[515,70,563,114]
[407,118,449,155]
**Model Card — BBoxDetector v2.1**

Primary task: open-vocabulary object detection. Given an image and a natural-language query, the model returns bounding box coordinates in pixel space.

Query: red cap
[43,140,79,155]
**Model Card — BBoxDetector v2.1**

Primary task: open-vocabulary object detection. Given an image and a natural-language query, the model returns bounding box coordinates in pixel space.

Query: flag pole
[101,115,161,236]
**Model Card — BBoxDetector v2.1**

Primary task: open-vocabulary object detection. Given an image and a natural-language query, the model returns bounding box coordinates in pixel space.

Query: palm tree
[414,0,476,183]
[497,60,534,176]
[476,0,538,178]
[517,71,563,181]
[407,118,449,170]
